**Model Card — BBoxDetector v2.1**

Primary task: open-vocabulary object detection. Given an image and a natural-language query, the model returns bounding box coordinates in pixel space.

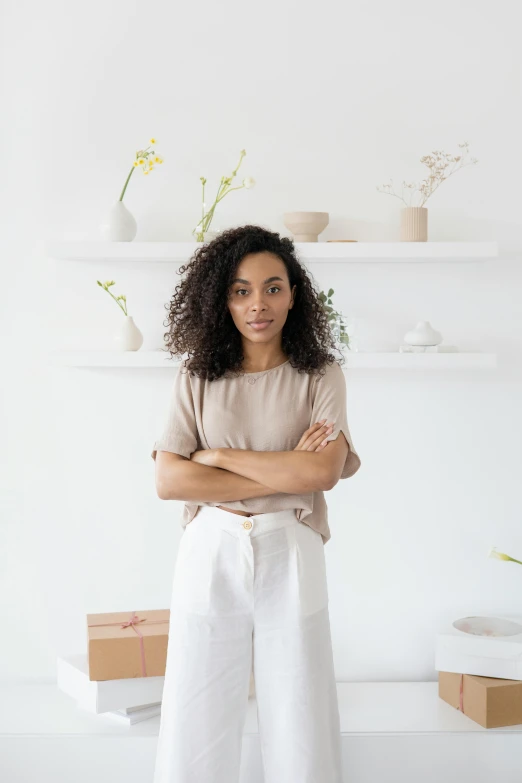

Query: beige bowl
[283,211,329,242]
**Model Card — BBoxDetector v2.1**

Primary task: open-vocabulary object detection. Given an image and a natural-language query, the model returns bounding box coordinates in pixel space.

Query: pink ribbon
[87,612,167,677]
[458,673,464,712]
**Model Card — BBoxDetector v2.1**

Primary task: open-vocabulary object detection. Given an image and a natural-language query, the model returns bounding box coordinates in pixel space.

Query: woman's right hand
[294,419,334,452]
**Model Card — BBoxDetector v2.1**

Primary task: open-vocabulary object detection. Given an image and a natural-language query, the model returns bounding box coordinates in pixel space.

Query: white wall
[2,0,522,683]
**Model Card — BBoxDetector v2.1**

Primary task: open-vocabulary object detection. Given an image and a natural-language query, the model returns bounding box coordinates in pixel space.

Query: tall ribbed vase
[401,207,428,242]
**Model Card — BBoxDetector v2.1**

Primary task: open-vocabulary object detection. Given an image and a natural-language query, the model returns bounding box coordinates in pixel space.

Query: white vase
[114,315,144,351]
[100,200,137,242]
[400,207,428,242]
[283,211,329,242]
[403,320,442,347]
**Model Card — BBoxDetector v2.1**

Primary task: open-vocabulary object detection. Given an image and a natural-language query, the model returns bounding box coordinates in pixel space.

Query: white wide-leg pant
[153,505,343,783]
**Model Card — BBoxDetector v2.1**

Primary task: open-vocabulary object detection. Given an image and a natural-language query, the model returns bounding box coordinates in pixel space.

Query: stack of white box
[57,653,164,725]
[435,614,522,679]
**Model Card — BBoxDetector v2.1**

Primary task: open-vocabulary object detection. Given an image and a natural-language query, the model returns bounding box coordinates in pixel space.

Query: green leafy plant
[97,280,128,315]
[319,288,350,348]
[192,149,255,242]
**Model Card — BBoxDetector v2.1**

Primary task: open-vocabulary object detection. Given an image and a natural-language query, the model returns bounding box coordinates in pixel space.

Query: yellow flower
[138,158,145,166]
[488,547,522,565]
[133,161,139,167]
[150,138,156,144]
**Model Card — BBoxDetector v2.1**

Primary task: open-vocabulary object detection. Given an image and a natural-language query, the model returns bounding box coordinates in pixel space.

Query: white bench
[1,681,522,782]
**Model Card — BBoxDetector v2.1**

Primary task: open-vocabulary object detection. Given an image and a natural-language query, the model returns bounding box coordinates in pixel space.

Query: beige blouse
[151,357,361,544]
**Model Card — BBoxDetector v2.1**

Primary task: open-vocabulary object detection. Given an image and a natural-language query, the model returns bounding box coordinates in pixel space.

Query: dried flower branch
[377,142,478,207]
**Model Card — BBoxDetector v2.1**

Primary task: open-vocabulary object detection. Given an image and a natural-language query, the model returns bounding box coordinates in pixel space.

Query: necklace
[242,358,290,384]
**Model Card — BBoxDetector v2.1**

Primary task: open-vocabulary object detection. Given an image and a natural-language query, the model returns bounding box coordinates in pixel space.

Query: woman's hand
[189,422,334,467]
[294,419,334,452]
[189,448,220,467]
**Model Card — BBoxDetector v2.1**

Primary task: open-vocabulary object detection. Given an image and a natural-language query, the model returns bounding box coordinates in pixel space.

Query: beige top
[151,358,361,544]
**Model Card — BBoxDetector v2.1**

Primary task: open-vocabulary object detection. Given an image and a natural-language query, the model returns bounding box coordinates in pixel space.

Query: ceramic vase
[403,320,442,347]
[114,315,144,351]
[283,211,329,242]
[400,207,428,242]
[100,201,137,242]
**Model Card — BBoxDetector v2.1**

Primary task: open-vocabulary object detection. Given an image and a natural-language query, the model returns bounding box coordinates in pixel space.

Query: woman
[151,225,361,783]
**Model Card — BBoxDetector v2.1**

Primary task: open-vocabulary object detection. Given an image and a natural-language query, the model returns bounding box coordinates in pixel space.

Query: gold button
[243,520,252,530]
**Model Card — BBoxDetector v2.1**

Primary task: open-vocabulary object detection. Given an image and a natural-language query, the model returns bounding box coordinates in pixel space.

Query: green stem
[105,288,127,315]
[194,150,246,235]
[198,184,246,233]
[216,184,244,200]
[119,167,135,201]
[203,202,218,230]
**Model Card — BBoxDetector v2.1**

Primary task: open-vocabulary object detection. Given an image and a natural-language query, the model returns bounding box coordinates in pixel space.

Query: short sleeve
[151,365,198,461]
[311,361,361,479]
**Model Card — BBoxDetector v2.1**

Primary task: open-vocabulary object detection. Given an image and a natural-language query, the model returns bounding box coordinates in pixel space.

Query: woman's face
[227,252,296,346]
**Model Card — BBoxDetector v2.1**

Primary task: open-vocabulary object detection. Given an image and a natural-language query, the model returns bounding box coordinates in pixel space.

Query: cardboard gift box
[87,609,170,681]
[438,671,522,728]
[86,608,257,696]
[435,614,522,680]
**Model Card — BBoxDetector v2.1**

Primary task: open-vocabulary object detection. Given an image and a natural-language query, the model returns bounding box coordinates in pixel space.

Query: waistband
[194,505,298,537]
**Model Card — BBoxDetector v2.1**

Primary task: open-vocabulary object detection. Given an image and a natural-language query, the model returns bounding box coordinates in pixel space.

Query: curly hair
[162,224,343,381]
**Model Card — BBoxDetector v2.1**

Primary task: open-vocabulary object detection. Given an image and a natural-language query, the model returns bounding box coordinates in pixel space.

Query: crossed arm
[155,437,349,503]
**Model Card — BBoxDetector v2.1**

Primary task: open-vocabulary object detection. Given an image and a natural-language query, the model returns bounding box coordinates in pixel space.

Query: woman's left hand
[190,448,220,468]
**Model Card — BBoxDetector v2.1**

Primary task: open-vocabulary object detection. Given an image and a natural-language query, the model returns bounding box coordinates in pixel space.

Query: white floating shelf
[1,680,521,737]
[1,681,521,783]
[46,240,499,263]
[48,350,497,369]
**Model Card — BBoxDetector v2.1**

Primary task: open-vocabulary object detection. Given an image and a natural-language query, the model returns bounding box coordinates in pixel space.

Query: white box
[57,653,165,713]
[435,614,522,680]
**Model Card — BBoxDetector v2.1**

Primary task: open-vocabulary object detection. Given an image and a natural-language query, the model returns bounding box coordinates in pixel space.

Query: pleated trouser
[153,505,343,783]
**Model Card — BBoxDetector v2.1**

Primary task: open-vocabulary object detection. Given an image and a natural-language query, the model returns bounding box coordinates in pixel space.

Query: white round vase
[114,315,144,351]
[100,200,137,242]
[403,320,442,347]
